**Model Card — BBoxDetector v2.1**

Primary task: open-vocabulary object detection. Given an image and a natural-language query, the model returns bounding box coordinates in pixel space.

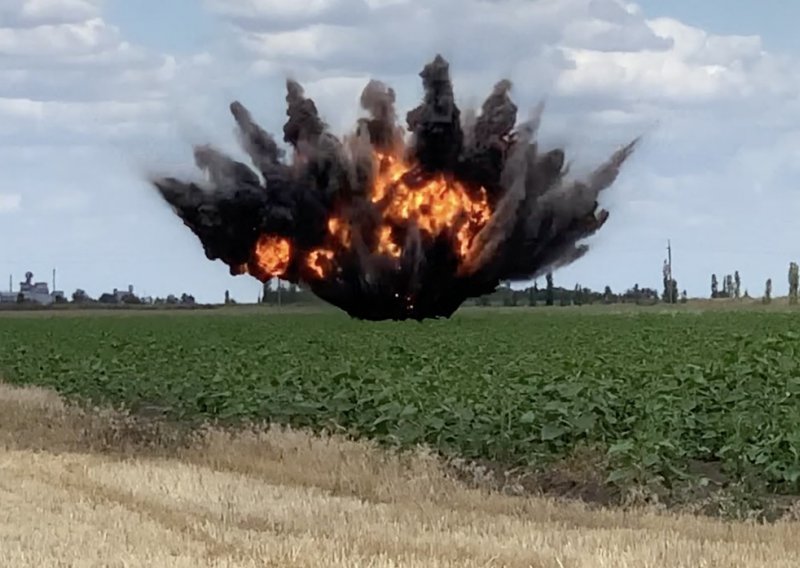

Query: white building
[0,272,65,305]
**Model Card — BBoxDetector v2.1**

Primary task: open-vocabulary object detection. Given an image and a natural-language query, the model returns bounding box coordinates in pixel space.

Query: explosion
[153,55,637,321]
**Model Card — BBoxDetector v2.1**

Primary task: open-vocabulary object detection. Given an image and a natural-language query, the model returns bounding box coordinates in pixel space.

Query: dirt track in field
[1,382,799,567]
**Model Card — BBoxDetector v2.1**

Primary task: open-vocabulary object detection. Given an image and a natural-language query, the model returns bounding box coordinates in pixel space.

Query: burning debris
[153,55,637,321]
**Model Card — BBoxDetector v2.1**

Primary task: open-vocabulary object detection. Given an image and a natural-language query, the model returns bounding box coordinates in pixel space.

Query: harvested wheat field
[0,383,798,568]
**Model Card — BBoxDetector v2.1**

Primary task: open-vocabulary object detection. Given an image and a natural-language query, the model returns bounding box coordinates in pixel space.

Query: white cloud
[0,98,166,122]
[0,0,100,26]
[0,192,22,212]
[0,0,193,148]
[207,0,799,113]
[557,16,800,104]
[0,17,120,57]
[211,0,672,71]
[206,0,363,23]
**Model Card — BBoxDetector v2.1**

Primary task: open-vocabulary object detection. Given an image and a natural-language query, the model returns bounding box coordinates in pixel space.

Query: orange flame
[254,149,492,282]
[372,152,490,259]
[377,225,401,258]
[252,235,291,277]
[307,249,334,278]
[304,217,352,278]
[328,217,352,248]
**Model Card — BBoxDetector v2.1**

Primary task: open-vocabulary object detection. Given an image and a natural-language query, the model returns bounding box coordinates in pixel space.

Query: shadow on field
[1,382,800,567]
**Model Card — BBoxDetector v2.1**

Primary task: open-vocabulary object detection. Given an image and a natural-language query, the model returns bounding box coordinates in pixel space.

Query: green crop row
[2,309,800,499]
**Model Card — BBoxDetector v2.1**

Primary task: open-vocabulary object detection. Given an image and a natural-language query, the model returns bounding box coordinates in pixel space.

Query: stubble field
[2,379,799,567]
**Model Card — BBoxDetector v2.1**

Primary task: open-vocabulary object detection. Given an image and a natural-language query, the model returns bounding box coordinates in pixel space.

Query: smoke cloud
[152,55,637,321]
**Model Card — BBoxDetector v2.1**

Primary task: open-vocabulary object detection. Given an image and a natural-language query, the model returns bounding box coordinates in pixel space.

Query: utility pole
[666,240,674,304]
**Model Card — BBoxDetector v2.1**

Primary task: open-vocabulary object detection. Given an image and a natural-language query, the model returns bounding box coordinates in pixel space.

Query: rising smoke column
[152,55,637,321]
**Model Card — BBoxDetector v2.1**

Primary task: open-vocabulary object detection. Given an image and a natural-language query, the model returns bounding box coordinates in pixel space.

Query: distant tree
[680,290,688,303]
[573,283,583,306]
[711,274,718,299]
[224,290,230,305]
[743,289,750,299]
[98,293,116,304]
[276,279,284,306]
[715,273,731,299]
[622,283,654,305]
[662,261,678,303]
[662,276,678,304]
[603,285,614,304]
[545,272,554,306]
[501,284,514,307]
[719,274,732,298]
[734,271,741,299]
[528,285,536,307]
[286,284,300,304]
[638,287,659,305]
[180,293,195,305]
[16,292,24,304]
[71,289,90,303]
[789,262,799,305]
[121,293,142,305]
[764,278,773,305]
[500,282,517,307]
[166,294,178,305]
[632,283,641,303]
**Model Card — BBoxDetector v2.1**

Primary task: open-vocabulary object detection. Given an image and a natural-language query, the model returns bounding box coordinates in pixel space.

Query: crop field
[2,308,800,513]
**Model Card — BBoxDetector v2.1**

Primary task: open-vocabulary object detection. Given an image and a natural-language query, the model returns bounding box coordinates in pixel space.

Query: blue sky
[637,0,800,52]
[2,0,800,303]
[105,0,216,53]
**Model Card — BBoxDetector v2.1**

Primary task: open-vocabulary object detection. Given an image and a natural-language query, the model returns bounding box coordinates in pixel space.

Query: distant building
[0,272,64,305]
[98,285,137,304]
[113,285,135,303]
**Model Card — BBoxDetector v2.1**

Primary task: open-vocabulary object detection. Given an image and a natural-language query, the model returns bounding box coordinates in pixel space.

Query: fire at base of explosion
[152,55,637,321]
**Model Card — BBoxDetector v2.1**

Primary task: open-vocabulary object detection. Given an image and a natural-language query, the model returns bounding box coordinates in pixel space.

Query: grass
[2,308,800,515]
[2,382,800,567]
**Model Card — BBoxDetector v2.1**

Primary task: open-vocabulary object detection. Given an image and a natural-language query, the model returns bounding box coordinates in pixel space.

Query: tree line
[474,271,665,307]
[477,260,800,308]
[51,261,800,309]
[710,262,800,305]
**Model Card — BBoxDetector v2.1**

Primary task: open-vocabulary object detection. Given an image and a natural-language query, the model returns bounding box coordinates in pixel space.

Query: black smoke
[152,55,637,321]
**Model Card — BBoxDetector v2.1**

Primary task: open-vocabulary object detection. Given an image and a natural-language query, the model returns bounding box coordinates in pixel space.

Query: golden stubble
[1,382,799,568]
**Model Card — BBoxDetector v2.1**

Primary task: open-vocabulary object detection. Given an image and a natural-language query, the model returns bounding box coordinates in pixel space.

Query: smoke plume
[152,55,637,321]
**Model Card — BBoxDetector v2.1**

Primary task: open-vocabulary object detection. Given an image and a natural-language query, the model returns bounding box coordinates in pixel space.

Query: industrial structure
[0,271,65,305]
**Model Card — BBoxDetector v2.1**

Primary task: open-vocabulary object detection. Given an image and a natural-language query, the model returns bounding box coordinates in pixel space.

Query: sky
[2,0,800,303]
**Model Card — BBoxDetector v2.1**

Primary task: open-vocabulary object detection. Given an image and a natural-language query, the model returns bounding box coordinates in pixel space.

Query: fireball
[153,54,636,321]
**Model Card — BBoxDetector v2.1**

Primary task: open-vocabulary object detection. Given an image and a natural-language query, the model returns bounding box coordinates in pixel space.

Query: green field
[2,308,800,509]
